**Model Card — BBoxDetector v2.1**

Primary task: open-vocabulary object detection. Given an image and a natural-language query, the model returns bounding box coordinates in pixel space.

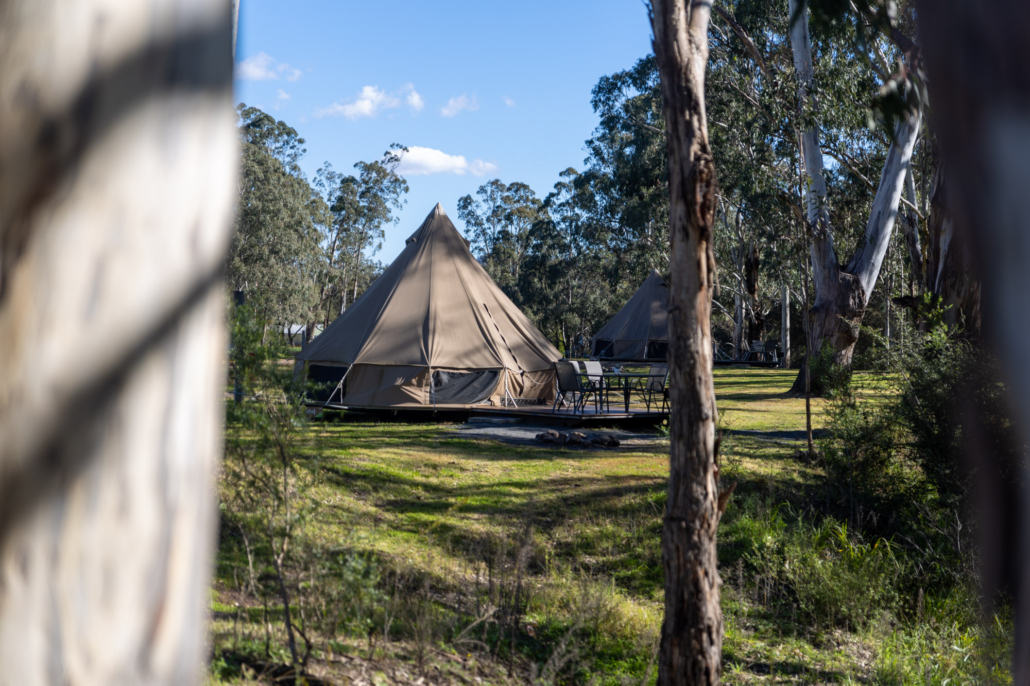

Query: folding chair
[552,360,594,414]
[582,360,609,412]
[643,362,669,412]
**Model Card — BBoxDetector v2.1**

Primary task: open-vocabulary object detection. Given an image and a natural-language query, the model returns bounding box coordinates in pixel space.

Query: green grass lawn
[211,368,1009,685]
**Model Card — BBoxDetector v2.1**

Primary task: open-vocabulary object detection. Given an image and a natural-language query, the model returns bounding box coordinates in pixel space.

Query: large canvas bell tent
[298,204,561,407]
[591,269,669,360]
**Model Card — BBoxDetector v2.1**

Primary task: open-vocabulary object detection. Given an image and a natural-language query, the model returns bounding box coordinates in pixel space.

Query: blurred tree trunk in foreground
[917,1,1030,680]
[0,1,235,683]
[649,0,723,683]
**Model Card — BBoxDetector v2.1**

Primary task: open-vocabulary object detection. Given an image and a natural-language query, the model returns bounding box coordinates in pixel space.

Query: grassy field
[211,369,1009,684]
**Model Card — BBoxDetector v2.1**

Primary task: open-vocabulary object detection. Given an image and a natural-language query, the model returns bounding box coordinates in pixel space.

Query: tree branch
[851,0,919,63]
[824,145,925,220]
[712,5,769,77]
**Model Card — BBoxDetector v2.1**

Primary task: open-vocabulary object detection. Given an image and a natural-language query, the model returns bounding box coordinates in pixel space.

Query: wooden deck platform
[313,401,668,428]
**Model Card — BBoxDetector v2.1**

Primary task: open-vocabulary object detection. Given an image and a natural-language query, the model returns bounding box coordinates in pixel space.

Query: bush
[821,321,1025,608]
[873,604,1013,685]
[898,328,1021,511]
[725,499,903,631]
[805,341,853,396]
[822,378,925,531]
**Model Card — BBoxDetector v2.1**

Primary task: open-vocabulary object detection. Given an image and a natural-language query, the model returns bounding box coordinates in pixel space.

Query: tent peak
[433,203,446,216]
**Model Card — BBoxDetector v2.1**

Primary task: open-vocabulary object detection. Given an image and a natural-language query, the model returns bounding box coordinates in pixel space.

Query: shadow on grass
[716,392,800,403]
[725,657,848,682]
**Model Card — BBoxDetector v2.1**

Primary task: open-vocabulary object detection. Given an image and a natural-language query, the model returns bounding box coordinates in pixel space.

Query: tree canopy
[228,105,407,341]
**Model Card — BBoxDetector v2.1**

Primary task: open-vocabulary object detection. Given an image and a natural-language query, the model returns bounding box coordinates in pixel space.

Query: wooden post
[733,293,743,360]
[781,284,791,368]
[0,2,236,682]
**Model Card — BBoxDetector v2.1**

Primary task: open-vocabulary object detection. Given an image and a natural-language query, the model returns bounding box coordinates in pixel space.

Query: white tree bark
[788,0,920,390]
[733,292,743,359]
[846,118,922,297]
[788,0,836,291]
[900,168,923,293]
[232,0,241,59]
[0,2,235,684]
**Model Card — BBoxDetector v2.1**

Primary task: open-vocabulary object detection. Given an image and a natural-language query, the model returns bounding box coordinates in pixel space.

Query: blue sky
[234,0,653,263]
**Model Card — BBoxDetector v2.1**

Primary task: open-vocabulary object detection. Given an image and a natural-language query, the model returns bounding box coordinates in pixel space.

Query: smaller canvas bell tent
[298,204,561,407]
[591,270,669,360]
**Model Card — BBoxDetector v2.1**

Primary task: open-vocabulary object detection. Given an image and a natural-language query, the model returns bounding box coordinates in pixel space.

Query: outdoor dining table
[600,372,663,413]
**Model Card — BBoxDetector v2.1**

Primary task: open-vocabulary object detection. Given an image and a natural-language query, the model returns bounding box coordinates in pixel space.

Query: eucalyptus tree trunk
[894,159,981,334]
[788,0,921,393]
[917,3,1030,677]
[744,242,764,345]
[231,0,241,58]
[0,2,235,684]
[649,0,723,683]
[922,164,981,333]
[900,168,924,295]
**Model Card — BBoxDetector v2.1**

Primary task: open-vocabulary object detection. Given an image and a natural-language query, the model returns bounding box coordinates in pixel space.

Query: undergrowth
[211,344,1015,683]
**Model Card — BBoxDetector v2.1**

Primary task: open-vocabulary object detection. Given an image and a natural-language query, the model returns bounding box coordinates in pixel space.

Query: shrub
[821,378,924,531]
[725,499,903,631]
[822,321,1025,607]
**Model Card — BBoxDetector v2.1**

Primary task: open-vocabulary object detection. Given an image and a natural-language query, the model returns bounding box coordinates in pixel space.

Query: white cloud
[401,83,424,112]
[441,93,479,117]
[503,96,516,107]
[317,84,424,120]
[237,51,302,82]
[276,89,291,101]
[395,146,497,177]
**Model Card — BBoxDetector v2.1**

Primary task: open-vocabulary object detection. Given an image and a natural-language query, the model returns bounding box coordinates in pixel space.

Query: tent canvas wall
[297,204,561,407]
[591,270,669,360]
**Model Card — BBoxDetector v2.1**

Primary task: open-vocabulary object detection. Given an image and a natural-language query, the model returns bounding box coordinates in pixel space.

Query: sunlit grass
[212,368,1004,684]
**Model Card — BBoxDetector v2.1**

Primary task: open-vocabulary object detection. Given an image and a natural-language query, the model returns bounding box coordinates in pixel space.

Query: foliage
[228,105,406,344]
[821,323,1024,608]
[873,606,1014,686]
[223,304,383,675]
[457,179,541,293]
[313,146,408,326]
[228,105,328,334]
[724,499,904,631]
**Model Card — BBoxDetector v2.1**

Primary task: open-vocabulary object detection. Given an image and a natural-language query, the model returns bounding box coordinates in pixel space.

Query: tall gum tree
[649,0,724,683]
[788,0,921,392]
[0,0,235,683]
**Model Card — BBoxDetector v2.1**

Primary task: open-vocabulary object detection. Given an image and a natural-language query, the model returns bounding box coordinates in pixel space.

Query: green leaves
[229,105,326,332]
[457,179,541,293]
